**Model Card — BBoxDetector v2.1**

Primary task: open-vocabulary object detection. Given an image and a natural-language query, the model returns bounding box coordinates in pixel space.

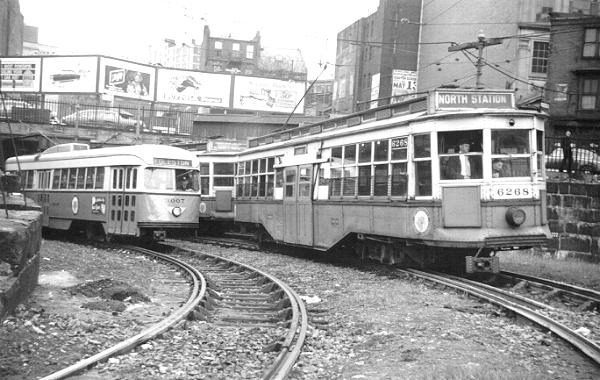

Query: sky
[19,0,381,79]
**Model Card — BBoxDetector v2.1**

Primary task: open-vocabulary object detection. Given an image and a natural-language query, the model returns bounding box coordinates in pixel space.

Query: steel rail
[501,270,600,302]
[402,268,600,367]
[165,242,308,380]
[40,246,207,380]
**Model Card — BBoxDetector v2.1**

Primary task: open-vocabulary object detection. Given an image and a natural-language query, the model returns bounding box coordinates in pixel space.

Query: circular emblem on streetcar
[199,202,207,213]
[71,195,79,215]
[413,209,430,234]
[172,207,182,217]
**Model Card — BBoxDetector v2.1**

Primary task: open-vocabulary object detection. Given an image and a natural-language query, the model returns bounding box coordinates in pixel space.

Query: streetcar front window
[438,131,483,180]
[491,130,531,178]
[144,168,174,190]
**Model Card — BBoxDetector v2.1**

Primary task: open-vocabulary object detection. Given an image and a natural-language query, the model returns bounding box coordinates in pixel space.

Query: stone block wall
[0,193,42,322]
[546,181,600,261]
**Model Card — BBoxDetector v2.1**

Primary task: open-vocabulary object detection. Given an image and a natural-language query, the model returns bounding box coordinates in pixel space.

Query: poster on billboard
[391,69,417,103]
[0,57,41,92]
[370,73,380,109]
[41,56,98,92]
[156,69,231,107]
[233,76,305,113]
[99,57,155,100]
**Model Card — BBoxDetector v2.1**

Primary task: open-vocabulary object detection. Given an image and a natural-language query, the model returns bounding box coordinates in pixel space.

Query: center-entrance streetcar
[5,143,201,241]
[198,88,551,273]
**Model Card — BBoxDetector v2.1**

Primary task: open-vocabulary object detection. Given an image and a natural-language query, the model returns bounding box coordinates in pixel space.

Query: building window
[531,41,549,74]
[583,28,600,58]
[581,78,599,110]
[246,45,254,59]
[232,43,240,51]
[214,40,222,50]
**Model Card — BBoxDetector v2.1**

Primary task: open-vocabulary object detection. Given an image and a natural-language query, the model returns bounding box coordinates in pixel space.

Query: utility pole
[448,32,502,89]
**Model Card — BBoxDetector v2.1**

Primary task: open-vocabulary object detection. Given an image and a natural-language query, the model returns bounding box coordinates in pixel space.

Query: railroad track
[401,268,600,367]
[153,240,308,379]
[40,245,207,380]
[496,270,600,311]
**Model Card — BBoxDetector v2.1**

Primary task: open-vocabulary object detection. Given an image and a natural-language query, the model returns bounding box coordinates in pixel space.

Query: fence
[545,136,600,175]
[0,96,196,135]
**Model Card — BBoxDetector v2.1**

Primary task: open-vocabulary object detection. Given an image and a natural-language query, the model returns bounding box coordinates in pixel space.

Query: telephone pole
[448,32,502,89]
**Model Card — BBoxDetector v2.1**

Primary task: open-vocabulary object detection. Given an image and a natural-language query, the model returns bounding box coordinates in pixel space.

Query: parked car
[0,99,33,119]
[545,147,600,173]
[62,109,146,129]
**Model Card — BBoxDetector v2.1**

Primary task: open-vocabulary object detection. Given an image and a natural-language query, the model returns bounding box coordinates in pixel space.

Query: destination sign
[435,91,514,110]
[154,158,192,167]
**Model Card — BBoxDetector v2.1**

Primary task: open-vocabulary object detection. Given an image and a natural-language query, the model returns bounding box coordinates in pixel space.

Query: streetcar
[226,88,551,273]
[5,143,201,241]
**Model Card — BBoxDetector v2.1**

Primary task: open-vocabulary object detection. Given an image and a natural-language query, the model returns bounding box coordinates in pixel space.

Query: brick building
[546,11,600,139]
[0,0,23,56]
[304,79,333,116]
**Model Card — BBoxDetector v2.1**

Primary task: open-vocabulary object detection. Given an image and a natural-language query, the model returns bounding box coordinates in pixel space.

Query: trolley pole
[448,32,502,89]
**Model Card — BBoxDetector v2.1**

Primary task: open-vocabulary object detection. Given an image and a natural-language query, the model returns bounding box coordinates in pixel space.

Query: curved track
[40,245,207,380]
[401,268,600,367]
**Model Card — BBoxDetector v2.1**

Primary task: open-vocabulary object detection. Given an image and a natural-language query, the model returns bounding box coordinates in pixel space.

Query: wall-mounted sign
[99,57,155,101]
[41,56,98,93]
[156,69,231,107]
[392,69,417,104]
[233,76,305,113]
[0,57,41,92]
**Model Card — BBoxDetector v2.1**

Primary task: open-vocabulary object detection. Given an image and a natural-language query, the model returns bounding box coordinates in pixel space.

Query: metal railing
[0,96,196,136]
[545,136,600,175]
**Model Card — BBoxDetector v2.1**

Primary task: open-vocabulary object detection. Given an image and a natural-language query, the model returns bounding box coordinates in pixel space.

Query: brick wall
[546,180,600,261]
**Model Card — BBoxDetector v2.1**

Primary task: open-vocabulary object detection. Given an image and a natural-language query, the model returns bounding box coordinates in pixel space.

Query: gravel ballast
[1,238,599,379]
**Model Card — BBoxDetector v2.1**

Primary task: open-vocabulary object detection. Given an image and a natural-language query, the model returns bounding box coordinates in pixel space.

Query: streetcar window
[491,129,531,178]
[144,168,174,190]
[25,170,34,189]
[298,167,311,198]
[438,131,483,180]
[267,175,274,196]
[331,147,343,166]
[52,170,60,189]
[259,175,266,196]
[343,167,356,196]
[357,165,371,196]
[76,168,85,189]
[536,130,544,177]
[245,161,251,175]
[68,169,77,189]
[132,168,137,189]
[374,140,388,162]
[414,134,431,158]
[285,169,296,197]
[329,168,342,197]
[391,163,407,197]
[237,162,245,175]
[252,159,259,174]
[85,167,95,189]
[415,161,432,196]
[373,164,388,196]
[391,137,408,160]
[358,142,371,163]
[60,169,68,189]
[199,163,209,175]
[251,175,258,197]
[267,157,275,172]
[214,177,234,187]
[275,168,283,188]
[176,169,199,192]
[95,167,105,189]
[214,163,234,175]
[344,144,356,166]
[201,177,210,194]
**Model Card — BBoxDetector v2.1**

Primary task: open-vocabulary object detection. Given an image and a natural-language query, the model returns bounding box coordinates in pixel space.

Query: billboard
[99,57,155,101]
[0,57,41,92]
[156,69,231,107]
[391,69,417,103]
[41,56,98,93]
[233,76,305,113]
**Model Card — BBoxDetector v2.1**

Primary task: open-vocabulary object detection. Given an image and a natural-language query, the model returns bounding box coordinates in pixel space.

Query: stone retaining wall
[0,193,42,322]
[546,180,600,261]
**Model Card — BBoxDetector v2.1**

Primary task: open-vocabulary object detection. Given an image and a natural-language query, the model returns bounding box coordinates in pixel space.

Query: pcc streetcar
[218,88,551,273]
[5,143,201,241]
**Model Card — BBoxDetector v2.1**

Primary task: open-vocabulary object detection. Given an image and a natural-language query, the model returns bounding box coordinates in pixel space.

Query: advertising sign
[233,76,305,113]
[0,57,41,92]
[370,73,380,109]
[41,56,98,92]
[391,70,417,103]
[156,69,231,107]
[99,57,154,101]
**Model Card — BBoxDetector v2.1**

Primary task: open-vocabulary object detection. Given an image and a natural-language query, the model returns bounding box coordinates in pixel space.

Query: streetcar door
[283,165,313,246]
[39,170,51,226]
[107,167,138,236]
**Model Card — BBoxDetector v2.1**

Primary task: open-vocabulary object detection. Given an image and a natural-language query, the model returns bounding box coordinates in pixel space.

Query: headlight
[172,207,182,217]
[505,207,526,227]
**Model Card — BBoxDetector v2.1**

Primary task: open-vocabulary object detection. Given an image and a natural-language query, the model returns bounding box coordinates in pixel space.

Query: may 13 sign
[391,69,417,103]
[0,57,41,92]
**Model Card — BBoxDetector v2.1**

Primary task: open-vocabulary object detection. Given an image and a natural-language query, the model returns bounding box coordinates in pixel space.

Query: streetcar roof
[5,144,200,170]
